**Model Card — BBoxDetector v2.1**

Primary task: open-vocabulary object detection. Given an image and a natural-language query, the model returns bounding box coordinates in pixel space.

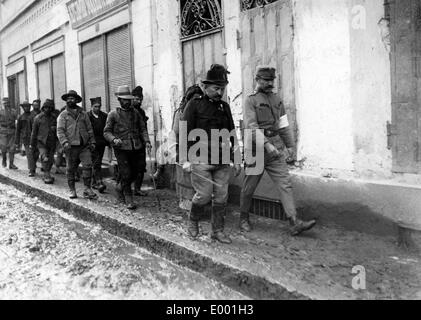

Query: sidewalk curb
[0,173,311,300]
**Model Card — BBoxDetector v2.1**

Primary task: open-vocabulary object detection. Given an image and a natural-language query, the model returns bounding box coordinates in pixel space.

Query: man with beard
[30,99,57,184]
[104,85,151,210]
[182,64,242,244]
[131,86,149,196]
[57,90,97,199]
[88,97,108,193]
[15,101,36,176]
[0,97,18,169]
[240,66,316,236]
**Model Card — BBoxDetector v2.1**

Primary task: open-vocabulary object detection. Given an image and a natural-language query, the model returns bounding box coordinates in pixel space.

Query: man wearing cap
[88,97,108,193]
[132,86,149,196]
[181,64,242,244]
[104,85,151,210]
[0,97,18,169]
[57,90,97,199]
[31,99,58,184]
[240,66,316,236]
[15,101,36,175]
[31,99,42,118]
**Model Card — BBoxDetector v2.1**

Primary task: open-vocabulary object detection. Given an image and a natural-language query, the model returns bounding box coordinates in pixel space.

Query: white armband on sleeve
[279,115,289,129]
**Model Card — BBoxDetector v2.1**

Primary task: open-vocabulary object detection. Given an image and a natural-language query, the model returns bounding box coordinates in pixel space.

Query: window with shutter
[81,36,106,111]
[37,59,51,101]
[17,71,27,104]
[52,55,66,110]
[106,26,132,111]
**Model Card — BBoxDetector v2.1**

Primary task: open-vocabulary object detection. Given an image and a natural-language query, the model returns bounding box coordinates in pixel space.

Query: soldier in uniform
[0,97,18,169]
[15,101,36,176]
[240,66,316,236]
[30,99,58,184]
[182,64,242,244]
[132,86,149,196]
[57,90,97,200]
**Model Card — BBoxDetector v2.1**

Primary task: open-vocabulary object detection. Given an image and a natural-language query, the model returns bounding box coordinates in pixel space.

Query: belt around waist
[264,129,280,137]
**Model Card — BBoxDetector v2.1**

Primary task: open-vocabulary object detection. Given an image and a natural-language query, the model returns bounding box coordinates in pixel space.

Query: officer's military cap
[256,66,276,80]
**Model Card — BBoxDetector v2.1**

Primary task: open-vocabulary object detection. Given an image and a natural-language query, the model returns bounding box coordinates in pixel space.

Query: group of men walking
[0,62,316,245]
[0,85,150,210]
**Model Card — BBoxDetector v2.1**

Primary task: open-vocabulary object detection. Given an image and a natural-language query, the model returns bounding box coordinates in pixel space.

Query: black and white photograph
[0,0,420,305]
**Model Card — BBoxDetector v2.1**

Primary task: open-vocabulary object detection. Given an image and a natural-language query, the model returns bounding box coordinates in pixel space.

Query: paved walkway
[0,155,420,300]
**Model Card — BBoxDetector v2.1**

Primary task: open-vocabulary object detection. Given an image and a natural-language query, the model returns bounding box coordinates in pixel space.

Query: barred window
[240,0,279,11]
[180,0,223,39]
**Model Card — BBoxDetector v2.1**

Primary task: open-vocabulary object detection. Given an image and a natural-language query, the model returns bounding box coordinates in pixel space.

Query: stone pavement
[0,155,420,300]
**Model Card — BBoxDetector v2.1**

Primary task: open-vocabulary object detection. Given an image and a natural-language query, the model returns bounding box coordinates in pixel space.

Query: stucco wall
[293,0,392,178]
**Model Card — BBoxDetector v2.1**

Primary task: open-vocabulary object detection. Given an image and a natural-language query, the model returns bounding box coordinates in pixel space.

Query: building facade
[1,0,420,233]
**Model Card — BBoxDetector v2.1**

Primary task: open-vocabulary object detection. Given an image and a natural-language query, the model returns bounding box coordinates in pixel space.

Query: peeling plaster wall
[293,0,392,178]
[294,0,354,171]
[349,0,392,178]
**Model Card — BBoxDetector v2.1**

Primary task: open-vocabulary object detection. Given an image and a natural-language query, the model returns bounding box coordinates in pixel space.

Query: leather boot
[2,154,7,167]
[211,205,232,244]
[134,172,147,196]
[115,183,125,205]
[125,193,137,210]
[187,203,202,238]
[83,177,98,200]
[68,180,77,199]
[239,212,252,232]
[43,170,54,184]
[289,216,316,236]
[97,179,106,194]
[8,152,18,170]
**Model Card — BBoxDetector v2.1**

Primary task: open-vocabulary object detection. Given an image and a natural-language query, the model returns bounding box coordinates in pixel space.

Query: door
[51,55,66,109]
[180,0,225,91]
[37,59,52,101]
[390,0,421,173]
[240,0,296,140]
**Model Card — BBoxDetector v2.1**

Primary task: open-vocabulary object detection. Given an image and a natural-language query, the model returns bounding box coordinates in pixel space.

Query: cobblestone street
[0,182,247,300]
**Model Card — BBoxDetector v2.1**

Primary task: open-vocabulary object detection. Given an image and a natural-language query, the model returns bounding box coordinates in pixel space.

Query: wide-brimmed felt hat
[115,85,134,100]
[20,100,32,107]
[256,65,276,80]
[2,97,10,103]
[132,86,143,98]
[32,99,41,104]
[201,64,230,86]
[62,90,82,103]
[42,99,55,110]
[90,97,102,107]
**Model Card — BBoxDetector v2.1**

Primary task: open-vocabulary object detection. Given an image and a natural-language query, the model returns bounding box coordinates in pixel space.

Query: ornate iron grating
[241,0,279,11]
[180,0,223,39]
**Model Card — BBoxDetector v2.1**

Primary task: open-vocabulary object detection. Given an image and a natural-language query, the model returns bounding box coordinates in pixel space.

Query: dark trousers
[24,144,39,173]
[114,149,143,196]
[65,146,93,187]
[134,150,146,190]
[38,143,56,172]
[92,145,106,181]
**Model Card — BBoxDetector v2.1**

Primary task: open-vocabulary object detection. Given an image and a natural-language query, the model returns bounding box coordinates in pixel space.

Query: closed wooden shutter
[82,36,106,110]
[17,71,26,105]
[52,55,66,110]
[106,26,132,111]
[37,60,51,101]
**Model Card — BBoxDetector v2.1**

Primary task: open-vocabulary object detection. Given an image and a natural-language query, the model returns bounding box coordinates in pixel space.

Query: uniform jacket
[0,109,17,135]
[15,111,33,145]
[88,110,108,147]
[181,95,238,164]
[57,106,95,147]
[243,90,295,151]
[103,107,150,151]
[30,112,57,147]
